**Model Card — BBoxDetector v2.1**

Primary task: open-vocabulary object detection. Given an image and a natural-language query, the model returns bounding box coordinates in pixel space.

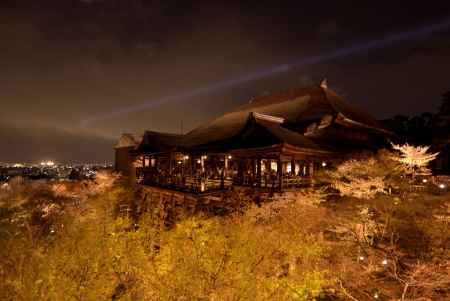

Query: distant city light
[41,161,55,167]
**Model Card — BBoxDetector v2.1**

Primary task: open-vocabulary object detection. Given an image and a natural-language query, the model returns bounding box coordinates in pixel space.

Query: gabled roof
[115,133,143,149]
[253,114,324,151]
[136,131,182,153]
[182,111,328,153]
[235,84,380,127]
[183,84,385,147]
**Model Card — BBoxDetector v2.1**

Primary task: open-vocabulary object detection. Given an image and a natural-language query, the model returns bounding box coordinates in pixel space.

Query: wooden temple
[115,82,393,193]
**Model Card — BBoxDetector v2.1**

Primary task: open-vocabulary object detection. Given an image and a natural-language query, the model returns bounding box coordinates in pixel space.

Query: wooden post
[251,159,257,187]
[256,158,262,187]
[309,161,314,177]
[220,168,225,189]
[237,159,244,185]
[169,153,173,175]
[291,157,295,176]
[277,157,282,192]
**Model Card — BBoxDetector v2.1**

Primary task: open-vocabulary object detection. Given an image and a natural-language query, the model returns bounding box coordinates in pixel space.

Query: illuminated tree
[391,143,439,177]
[329,158,387,199]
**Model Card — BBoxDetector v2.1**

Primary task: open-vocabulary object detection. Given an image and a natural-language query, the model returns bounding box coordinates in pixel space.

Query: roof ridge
[251,112,285,123]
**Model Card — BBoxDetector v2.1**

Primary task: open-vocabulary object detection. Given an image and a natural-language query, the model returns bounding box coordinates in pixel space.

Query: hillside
[0,152,449,300]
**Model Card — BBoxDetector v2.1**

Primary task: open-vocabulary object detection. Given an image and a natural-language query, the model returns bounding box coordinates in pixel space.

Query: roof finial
[320,78,328,89]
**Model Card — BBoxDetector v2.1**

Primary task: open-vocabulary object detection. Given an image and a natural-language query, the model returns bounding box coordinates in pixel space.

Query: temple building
[115,82,393,192]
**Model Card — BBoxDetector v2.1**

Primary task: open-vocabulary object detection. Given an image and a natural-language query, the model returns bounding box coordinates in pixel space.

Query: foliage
[1,169,449,300]
[328,156,390,199]
[391,143,439,177]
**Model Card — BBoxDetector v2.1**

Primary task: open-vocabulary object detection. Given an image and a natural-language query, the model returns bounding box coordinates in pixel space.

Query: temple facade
[115,83,393,193]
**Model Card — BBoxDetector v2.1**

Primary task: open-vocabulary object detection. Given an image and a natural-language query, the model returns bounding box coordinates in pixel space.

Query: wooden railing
[141,169,311,193]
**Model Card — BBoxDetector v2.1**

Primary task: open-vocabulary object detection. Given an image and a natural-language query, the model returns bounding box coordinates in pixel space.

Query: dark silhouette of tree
[438,91,450,116]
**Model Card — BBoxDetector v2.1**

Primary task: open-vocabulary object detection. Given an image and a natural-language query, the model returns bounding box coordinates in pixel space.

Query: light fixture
[228,155,232,159]
[422,178,428,183]
[359,256,365,261]
[439,183,446,189]
[184,155,189,160]
[321,161,327,167]
[197,159,201,164]
[382,259,388,265]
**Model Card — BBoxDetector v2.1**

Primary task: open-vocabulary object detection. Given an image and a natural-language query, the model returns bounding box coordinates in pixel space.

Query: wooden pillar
[220,168,225,189]
[250,159,255,186]
[224,156,229,175]
[237,159,244,185]
[169,153,173,175]
[277,157,282,192]
[256,158,262,187]
[291,157,295,175]
[201,155,205,173]
[309,161,314,177]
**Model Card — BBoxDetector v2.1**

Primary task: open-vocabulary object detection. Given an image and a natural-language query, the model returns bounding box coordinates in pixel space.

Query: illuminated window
[271,161,277,172]
[151,158,156,167]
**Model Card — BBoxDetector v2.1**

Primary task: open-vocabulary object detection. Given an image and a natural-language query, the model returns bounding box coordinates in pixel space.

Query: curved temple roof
[182,84,386,148]
[126,83,391,155]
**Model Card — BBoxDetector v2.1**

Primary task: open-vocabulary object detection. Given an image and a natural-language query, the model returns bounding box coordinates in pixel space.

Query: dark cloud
[1,1,450,162]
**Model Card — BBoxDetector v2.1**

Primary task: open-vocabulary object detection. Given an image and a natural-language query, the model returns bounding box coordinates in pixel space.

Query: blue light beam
[82,18,450,126]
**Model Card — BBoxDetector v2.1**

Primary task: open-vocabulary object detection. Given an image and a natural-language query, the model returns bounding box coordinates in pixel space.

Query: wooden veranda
[135,142,333,193]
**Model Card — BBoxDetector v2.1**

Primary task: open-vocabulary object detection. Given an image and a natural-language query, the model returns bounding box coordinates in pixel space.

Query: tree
[438,91,450,116]
[328,157,389,199]
[391,143,439,178]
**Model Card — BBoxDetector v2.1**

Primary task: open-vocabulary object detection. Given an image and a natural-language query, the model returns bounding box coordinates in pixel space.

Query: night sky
[1,1,450,163]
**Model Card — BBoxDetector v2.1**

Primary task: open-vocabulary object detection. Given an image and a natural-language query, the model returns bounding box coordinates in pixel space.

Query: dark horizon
[1,1,450,163]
